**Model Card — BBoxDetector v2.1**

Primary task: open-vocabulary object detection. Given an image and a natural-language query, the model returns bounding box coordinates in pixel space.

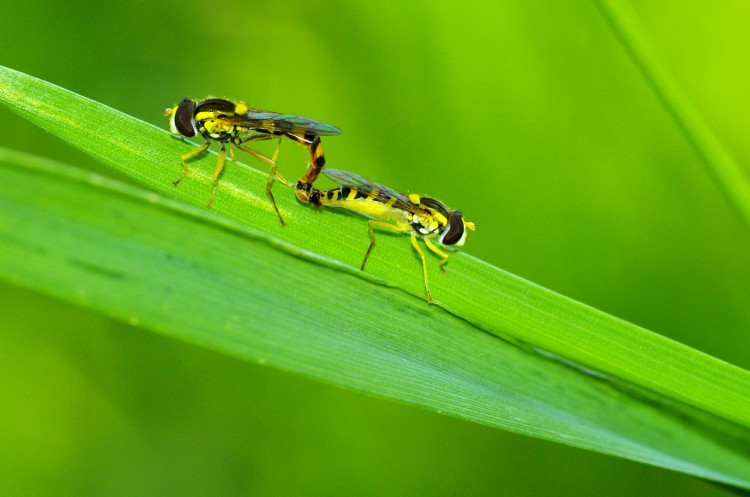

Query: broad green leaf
[2,147,750,487]
[0,66,749,487]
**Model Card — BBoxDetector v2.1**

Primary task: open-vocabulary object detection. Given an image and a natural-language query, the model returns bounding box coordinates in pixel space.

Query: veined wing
[233,110,341,136]
[323,169,418,213]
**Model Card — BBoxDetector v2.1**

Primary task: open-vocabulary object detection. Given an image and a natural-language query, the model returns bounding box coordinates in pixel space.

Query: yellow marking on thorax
[200,118,235,135]
[412,212,440,234]
[195,109,232,121]
[195,106,237,135]
[235,102,249,114]
[433,212,447,226]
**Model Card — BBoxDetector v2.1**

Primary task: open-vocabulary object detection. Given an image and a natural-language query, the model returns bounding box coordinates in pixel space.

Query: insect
[164,98,341,226]
[305,169,475,303]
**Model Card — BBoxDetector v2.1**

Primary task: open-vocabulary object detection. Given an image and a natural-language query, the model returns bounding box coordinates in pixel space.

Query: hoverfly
[305,169,475,303]
[164,98,341,226]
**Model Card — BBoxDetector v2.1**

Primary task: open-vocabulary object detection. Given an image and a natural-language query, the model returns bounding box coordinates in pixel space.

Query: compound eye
[442,212,465,246]
[174,98,196,137]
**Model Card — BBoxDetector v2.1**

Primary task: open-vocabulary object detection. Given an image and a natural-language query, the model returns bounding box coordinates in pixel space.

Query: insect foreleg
[206,144,228,208]
[174,142,210,186]
[424,236,449,273]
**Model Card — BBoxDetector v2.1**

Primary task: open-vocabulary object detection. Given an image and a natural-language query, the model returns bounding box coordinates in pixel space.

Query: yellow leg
[424,236,449,273]
[362,222,432,303]
[206,144,227,208]
[362,220,402,271]
[259,138,285,226]
[235,141,291,185]
[236,134,275,165]
[410,234,433,304]
[235,136,291,227]
[174,142,209,186]
[362,221,378,270]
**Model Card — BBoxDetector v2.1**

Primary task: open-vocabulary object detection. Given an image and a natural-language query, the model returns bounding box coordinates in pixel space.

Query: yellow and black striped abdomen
[310,186,411,225]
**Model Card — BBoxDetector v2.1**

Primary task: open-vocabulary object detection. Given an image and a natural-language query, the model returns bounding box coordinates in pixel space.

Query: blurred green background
[1,0,749,495]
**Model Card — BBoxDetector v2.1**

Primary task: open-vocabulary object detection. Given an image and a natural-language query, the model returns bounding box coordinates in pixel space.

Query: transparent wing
[232,110,341,136]
[323,169,418,213]
[322,169,377,192]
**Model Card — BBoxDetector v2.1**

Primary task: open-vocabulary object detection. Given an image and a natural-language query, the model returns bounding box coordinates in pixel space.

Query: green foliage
[1,66,749,488]
[597,0,750,230]
[2,1,750,495]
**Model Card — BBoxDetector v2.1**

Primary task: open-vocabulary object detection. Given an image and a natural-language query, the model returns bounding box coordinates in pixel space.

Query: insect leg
[235,138,289,227]
[362,220,401,271]
[410,233,433,304]
[424,236,449,273]
[362,220,378,271]
[264,138,285,227]
[235,134,275,165]
[235,134,293,187]
[236,134,290,182]
[206,144,227,208]
[234,140,291,187]
[173,142,210,186]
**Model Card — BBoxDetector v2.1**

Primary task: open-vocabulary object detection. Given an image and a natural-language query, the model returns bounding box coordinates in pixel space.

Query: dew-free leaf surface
[0,66,749,488]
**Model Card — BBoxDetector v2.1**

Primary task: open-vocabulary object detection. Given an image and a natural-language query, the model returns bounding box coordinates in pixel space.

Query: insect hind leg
[362,221,433,303]
[236,134,275,165]
[234,136,290,227]
[362,220,401,271]
[266,139,286,226]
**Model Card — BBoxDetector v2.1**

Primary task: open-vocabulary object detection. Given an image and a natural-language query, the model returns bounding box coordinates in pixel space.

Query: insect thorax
[197,119,238,142]
[410,211,446,237]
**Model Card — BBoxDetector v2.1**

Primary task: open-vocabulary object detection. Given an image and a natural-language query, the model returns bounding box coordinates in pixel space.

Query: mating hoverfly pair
[164,97,475,303]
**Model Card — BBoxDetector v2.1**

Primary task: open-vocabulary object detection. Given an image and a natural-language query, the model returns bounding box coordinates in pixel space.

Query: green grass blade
[1,63,748,427]
[0,66,749,486]
[1,147,749,487]
[596,0,750,232]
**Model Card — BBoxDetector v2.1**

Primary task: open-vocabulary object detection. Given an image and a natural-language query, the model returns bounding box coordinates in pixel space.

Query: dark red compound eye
[442,211,465,246]
[174,98,196,137]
